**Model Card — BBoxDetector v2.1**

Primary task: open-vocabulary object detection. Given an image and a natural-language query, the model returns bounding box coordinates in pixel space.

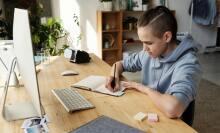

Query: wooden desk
[0,54,197,133]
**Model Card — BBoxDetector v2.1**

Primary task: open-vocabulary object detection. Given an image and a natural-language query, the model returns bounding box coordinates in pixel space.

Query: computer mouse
[61,70,79,76]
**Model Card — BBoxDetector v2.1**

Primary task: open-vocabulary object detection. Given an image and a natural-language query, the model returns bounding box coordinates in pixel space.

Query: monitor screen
[13,8,43,118]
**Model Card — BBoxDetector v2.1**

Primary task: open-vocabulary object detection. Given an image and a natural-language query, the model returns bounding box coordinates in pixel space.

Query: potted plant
[3,0,43,40]
[0,8,9,40]
[32,18,68,56]
[99,0,113,11]
[142,0,149,11]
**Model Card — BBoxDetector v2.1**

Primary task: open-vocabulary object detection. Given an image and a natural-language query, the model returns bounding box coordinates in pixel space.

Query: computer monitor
[1,8,44,121]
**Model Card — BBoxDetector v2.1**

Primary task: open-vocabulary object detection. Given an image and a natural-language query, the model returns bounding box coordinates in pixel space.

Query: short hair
[137,6,177,42]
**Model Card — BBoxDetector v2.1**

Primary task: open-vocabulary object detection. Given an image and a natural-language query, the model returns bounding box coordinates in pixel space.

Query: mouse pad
[69,115,145,133]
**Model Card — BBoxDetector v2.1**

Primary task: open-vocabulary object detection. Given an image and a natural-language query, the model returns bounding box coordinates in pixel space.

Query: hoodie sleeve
[122,51,145,72]
[166,54,202,109]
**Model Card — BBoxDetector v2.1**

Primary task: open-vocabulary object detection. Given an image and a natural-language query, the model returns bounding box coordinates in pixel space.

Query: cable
[4,57,17,90]
[0,47,8,70]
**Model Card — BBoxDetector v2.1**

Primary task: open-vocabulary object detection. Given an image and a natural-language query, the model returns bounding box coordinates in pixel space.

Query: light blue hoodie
[122,35,202,109]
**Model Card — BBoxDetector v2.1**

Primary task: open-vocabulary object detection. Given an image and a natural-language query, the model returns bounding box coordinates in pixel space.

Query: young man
[105,6,202,119]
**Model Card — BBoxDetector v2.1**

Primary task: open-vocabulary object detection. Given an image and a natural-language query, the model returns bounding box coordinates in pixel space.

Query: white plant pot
[142,4,148,11]
[153,0,163,7]
[56,35,68,50]
[102,2,112,11]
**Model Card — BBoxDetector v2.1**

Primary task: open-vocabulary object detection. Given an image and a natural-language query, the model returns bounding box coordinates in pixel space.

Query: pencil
[111,63,116,91]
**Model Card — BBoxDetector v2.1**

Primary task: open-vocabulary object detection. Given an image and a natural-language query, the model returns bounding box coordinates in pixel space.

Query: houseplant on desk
[32,18,69,56]
[142,0,149,11]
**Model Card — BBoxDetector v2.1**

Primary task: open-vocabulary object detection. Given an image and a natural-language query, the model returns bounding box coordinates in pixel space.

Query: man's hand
[121,81,146,92]
[122,81,185,118]
[105,61,124,92]
[105,76,120,92]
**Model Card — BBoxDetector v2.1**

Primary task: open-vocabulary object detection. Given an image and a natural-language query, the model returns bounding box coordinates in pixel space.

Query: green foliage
[2,0,68,55]
[30,3,68,56]
[0,8,9,39]
[73,14,79,26]
[3,0,43,39]
[73,14,82,43]
[32,18,68,56]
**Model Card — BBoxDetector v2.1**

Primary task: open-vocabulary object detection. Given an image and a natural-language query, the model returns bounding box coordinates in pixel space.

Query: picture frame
[132,0,142,11]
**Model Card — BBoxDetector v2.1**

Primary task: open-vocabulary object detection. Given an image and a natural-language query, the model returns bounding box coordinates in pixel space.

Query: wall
[51,0,218,55]
[75,0,100,53]
[50,0,60,18]
[50,0,101,56]
[169,0,217,48]
[39,0,52,17]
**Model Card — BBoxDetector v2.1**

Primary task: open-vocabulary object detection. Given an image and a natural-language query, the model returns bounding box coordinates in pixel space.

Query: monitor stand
[3,102,40,121]
[1,57,44,121]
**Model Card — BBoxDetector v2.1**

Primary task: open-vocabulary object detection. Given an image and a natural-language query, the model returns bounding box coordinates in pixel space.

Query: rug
[193,79,220,133]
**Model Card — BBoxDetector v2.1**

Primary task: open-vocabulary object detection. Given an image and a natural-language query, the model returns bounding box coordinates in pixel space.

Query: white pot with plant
[100,0,113,11]
[142,0,149,11]
[32,18,69,56]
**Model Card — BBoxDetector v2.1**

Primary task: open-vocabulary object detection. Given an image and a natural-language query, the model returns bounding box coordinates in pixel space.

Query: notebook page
[73,75,106,90]
[95,83,125,96]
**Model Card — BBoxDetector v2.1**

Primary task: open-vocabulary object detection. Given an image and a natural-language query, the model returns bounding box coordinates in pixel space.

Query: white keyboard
[52,88,94,112]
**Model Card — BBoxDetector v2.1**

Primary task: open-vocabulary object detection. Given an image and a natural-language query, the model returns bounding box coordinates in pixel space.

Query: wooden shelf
[97,10,143,65]
[97,10,175,65]
[102,47,119,52]
[103,29,120,33]
[105,60,115,66]
[102,11,121,14]
[97,11,122,65]
[123,11,144,14]
[123,29,137,32]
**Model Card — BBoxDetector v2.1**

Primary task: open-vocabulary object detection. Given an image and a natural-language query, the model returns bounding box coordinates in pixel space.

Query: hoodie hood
[160,35,200,63]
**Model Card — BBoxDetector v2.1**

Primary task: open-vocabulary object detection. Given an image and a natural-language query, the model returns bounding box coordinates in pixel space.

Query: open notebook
[71,75,125,96]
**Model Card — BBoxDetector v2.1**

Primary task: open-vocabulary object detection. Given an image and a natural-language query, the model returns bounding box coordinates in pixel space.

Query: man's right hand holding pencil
[105,61,123,92]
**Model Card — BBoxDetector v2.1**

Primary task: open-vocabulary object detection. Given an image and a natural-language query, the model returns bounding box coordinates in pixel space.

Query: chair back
[181,100,195,126]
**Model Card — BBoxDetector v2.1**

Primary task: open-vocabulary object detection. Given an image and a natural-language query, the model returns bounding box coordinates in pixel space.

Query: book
[71,75,125,96]
[69,115,145,133]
